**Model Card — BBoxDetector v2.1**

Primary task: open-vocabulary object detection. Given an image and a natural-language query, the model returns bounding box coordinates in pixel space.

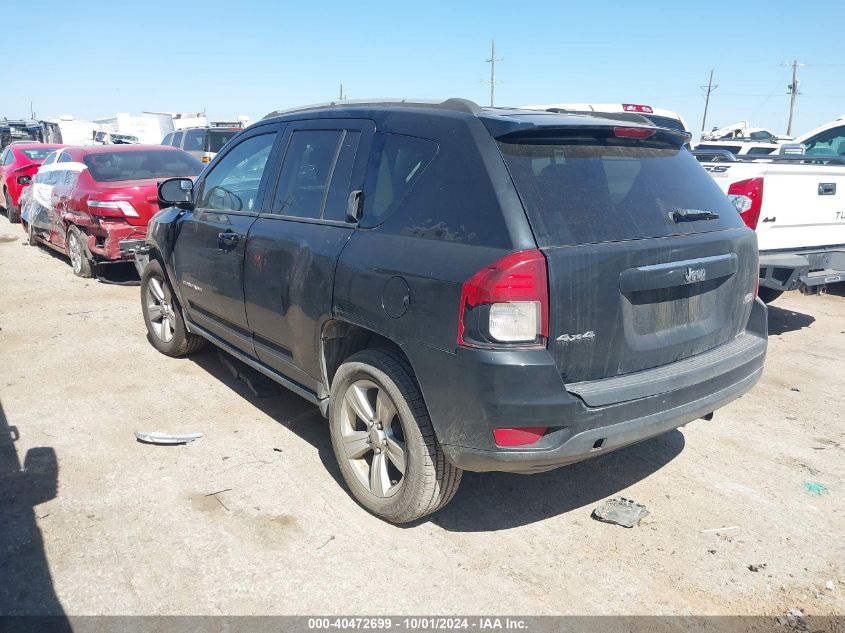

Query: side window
[184,129,205,152]
[172,131,185,149]
[271,130,343,218]
[364,133,438,222]
[803,126,845,156]
[197,133,276,213]
[58,152,73,163]
[0,150,10,165]
[41,152,58,166]
[162,133,174,146]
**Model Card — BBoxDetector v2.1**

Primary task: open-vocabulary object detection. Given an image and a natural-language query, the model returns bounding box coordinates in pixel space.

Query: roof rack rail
[262,97,482,120]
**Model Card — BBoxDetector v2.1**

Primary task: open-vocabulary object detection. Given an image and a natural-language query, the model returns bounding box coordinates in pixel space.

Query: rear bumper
[412,298,767,474]
[87,221,147,262]
[759,246,845,293]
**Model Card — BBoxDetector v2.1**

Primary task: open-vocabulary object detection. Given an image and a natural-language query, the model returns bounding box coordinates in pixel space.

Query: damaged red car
[24,145,202,277]
[0,142,66,223]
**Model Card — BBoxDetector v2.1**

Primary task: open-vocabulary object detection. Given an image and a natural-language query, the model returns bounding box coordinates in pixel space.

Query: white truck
[696,151,845,302]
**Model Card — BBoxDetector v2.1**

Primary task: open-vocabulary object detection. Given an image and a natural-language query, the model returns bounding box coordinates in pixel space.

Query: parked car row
[695,114,845,157]
[4,143,202,275]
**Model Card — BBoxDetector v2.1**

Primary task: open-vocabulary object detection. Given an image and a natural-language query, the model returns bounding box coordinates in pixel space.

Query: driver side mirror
[158,178,194,207]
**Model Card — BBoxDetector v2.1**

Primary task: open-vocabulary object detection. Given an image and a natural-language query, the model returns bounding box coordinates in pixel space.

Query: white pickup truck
[696,152,845,302]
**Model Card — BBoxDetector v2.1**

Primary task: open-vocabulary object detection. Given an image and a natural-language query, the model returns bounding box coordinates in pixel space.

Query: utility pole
[699,69,718,136]
[786,59,801,136]
[338,83,346,101]
[485,39,502,107]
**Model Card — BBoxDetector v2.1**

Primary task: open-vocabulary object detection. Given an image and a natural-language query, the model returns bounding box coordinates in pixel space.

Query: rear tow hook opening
[701,412,714,422]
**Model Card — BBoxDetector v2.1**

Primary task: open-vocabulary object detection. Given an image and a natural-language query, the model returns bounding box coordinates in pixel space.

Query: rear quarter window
[362,130,514,248]
[498,139,744,247]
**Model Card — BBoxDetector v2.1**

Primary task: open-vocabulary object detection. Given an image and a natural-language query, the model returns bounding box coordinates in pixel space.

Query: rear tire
[66,225,94,278]
[141,259,205,357]
[4,190,19,224]
[329,348,462,523]
[758,287,784,304]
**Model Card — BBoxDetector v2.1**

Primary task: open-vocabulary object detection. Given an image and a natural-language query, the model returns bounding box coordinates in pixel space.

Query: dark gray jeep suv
[137,98,767,522]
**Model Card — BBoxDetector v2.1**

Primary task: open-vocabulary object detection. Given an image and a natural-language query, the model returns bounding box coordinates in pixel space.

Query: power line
[699,69,718,134]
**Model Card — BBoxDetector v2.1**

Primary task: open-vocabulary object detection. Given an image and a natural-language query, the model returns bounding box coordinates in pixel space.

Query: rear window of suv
[207,130,239,153]
[83,150,203,182]
[498,138,744,247]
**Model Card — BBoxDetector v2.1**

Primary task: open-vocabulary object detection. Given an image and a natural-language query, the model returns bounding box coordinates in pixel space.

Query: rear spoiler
[692,150,845,166]
[495,125,687,148]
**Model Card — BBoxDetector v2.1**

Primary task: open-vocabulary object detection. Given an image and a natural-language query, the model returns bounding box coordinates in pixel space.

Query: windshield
[83,150,203,182]
[498,138,743,247]
[207,130,239,153]
[21,148,57,161]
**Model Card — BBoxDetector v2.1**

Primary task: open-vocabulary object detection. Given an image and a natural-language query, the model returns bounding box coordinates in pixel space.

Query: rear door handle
[818,183,836,195]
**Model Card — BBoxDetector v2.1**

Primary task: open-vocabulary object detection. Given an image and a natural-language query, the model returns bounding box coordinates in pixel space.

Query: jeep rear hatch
[497,127,758,385]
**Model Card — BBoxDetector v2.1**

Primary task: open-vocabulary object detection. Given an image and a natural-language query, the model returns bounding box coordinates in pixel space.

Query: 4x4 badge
[556,331,596,343]
[685,267,706,283]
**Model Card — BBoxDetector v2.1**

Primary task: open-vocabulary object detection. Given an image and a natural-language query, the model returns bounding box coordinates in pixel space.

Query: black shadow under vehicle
[136,99,767,523]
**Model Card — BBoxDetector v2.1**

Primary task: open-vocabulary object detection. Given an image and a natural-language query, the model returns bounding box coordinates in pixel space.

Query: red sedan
[0,142,65,223]
[25,145,202,277]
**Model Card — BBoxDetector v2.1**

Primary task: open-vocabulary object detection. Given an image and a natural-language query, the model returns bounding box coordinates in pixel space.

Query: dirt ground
[0,217,843,620]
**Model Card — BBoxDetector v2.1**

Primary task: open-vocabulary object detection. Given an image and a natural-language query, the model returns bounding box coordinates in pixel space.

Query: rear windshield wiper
[670,208,720,223]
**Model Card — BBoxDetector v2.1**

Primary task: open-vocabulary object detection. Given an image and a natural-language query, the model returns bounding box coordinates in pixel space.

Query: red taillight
[727,178,764,230]
[457,249,549,348]
[622,103,654,114]
[613,126,656,139]
[494,427,548,447]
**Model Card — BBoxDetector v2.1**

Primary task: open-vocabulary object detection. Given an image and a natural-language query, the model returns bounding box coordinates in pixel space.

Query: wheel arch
[321,320,410,398]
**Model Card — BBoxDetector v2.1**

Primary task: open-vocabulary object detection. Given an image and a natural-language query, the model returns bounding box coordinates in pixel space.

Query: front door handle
[819,183,836,195]
[217,231,242,250]
[218,231,241,244]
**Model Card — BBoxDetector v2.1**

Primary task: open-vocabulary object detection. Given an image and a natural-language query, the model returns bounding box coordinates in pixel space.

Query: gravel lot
[1,217,843,619]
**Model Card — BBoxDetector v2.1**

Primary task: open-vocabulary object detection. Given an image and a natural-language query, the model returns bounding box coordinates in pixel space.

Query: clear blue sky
[5,0,845,137]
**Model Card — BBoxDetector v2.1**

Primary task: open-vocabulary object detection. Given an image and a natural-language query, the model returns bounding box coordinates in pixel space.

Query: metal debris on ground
[591,497,649,528]
[748,563,767,572]
[700,525,740,534]
[134,431,204,445]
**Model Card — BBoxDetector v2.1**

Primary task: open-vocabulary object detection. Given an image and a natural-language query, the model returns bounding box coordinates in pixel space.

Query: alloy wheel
[68,231,84,274]
[145,275,176,343]
[339,379,407,498]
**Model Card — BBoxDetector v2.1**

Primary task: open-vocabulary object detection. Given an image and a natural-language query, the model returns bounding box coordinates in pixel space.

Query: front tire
[329,348,462,523]
[758,287,784,304]
[66,225,94,277]
[141,259,205,357]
